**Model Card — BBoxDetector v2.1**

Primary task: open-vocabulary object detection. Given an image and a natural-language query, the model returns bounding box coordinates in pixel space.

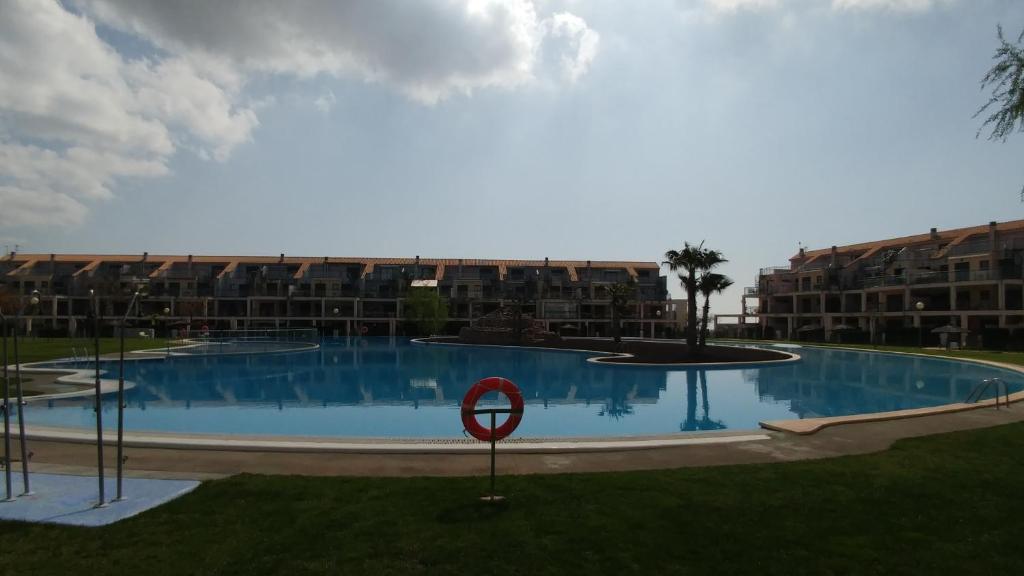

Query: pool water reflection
[27,338,1024,438]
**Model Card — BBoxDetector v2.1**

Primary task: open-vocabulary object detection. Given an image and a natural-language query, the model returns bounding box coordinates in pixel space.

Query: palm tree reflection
[599,380,634,419]
[680,370,725,432]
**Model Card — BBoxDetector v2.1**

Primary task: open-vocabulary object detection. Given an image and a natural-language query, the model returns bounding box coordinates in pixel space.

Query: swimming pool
[25,338,1024,439]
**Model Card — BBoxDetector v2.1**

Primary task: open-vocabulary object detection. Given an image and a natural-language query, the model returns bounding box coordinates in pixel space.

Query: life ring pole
[461,376,525,502]
[471,406,523,502]
[490,410,496,499]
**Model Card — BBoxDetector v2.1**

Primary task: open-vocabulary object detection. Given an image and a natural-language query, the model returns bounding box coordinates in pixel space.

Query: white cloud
[0,0,257,228]
[1,0,598,228]
[0,185,89,227]
[686,0,955,13]
[832,0,953,11]
[543,13,601,82]
[314,91,337,114]
[0,143,168,201]
[703,0,780,12]
[74,0,599,104]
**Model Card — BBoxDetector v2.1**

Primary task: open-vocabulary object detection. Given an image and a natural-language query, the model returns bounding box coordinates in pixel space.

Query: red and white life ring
[461,377,525,442]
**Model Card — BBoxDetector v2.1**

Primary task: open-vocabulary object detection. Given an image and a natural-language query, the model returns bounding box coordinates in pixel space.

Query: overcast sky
[1,0,1023,313]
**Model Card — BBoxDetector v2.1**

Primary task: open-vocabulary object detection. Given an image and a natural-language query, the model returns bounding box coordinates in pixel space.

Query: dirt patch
[419,337,790,365]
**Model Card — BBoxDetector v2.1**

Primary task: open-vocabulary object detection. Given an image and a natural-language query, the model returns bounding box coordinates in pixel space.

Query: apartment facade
[0,253,680,338]
[749,220,1024,345]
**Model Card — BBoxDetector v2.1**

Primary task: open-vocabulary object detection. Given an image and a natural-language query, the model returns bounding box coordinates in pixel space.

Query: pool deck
[0,472,200,526]
[6,402,1021,479]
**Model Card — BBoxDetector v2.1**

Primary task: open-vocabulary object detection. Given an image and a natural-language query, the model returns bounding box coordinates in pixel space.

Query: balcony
[861,275,906,289]
[909,271,944,285]
[799,261,827,272]
[953,270,999,282]
[743,287,758,296]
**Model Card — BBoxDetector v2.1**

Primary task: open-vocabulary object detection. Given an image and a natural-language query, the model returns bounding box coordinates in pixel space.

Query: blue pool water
[26,339,1024,439]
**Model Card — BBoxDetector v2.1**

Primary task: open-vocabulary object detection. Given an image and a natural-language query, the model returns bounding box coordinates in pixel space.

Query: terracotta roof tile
[794,219,1024,260]
[5,259,38,277]
[6,254,661,285]
[72,259,103,277]
[216,261,239,279]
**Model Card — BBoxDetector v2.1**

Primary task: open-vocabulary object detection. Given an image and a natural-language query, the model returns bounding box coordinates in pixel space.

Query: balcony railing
[910,271,947,285]
[759,266,791,276]
[861,275,906,288]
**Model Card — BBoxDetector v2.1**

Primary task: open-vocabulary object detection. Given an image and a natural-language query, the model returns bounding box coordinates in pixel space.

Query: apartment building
[0,253,679,338]
[749,220,1024,345]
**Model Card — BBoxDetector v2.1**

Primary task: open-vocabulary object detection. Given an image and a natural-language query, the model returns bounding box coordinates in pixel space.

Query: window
[980,260,990,270]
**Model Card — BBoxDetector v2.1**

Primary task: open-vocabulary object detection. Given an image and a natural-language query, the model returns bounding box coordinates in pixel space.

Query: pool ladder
[70,347,94,364]
[965,378,1011,409]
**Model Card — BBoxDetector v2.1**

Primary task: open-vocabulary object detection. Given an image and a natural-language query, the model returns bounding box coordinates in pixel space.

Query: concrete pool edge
[8,366,136,401]
[13,340,320,402]
[756,343,1024,435]
[410,337,802,368]
[19,425,773,454]
[16,406,1024,479]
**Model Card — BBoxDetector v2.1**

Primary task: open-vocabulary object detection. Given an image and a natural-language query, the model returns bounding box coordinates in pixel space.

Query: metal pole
[115,316,126,501]
[490,411,496,497]
[115,290,140,502]
[13,308,31,495]
[1,313,12,501]
[93,294,106,507]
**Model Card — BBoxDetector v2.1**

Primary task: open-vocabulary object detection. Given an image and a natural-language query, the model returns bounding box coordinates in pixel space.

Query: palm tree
[607,280,636,344]
[976,25,1024,142]
[976,25,1024,199]
[663,242,727,351]
[697,272,733,350]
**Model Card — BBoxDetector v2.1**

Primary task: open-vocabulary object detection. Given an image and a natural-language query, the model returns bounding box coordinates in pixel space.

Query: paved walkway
[0,471,199,526]
[6,402,1021,479]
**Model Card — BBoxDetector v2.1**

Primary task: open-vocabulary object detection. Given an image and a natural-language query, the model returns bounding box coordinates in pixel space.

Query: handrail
[965,378,1011,409]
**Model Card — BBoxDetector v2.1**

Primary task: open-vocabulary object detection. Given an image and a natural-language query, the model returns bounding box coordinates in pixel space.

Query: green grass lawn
[0,422,1022,575]
[2,337,166,364]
